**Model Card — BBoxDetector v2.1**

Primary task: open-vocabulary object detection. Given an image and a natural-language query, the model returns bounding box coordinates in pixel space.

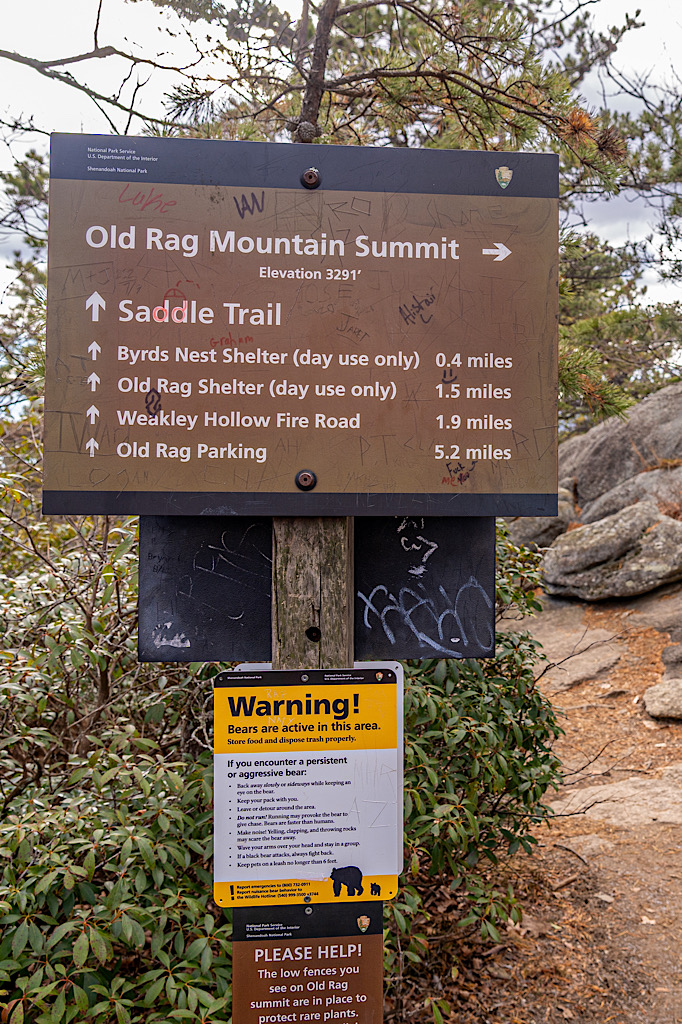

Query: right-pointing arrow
[86,405,100,424]
[85,438,99,457]
[482,242,512,261]
[87,341,102,361]
[87,372,100,392]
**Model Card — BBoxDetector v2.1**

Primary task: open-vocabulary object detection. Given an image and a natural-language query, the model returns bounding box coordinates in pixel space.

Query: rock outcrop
[508,383,682,598]
[558,382,682,514]
[579,465,682,524]
[643,604,682,719]
[551,764,682,826]
[542,500,682,600]
[508,486,574,548]
[662,643,682,672]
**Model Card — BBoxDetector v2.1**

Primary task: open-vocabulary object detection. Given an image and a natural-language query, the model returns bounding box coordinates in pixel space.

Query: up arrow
[86,292,106,321]
[87,372,100,392]
[86,405,99,424]
[88,341,102,360]
[482,242,512,261]
[85,438,99,458]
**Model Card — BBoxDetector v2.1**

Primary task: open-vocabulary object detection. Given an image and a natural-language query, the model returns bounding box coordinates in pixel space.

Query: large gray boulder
[580,465,682,524]
[662,643,682,673]
[543,500,682,599]
[627,585,682,636]
[497,597,621,690]
[558,382,682,509]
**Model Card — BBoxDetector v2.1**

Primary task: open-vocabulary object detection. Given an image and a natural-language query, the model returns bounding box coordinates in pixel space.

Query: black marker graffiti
[145,389,162,416]
[234,191,266,219]
[399,288,437,326]
[442,458,477,487]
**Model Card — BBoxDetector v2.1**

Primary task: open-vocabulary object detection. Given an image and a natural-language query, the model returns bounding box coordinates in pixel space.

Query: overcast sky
[1,0,681,301]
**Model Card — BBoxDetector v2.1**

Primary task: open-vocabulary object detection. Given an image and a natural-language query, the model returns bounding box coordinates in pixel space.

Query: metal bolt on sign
[301,166,321,188]
[295,469,317,490]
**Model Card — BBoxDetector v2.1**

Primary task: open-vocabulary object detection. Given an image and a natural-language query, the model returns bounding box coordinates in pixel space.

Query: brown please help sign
[232,902,383,1024]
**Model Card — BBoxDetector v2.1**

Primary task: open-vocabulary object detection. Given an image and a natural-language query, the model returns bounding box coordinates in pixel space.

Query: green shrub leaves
[0,443,560,1021]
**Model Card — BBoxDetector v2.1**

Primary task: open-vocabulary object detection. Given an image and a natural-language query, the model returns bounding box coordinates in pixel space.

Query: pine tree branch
[0,46,205,128]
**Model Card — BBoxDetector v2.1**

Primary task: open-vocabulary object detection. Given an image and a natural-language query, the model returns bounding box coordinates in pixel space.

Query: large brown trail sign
[43,131,558,662]
[43,134,558,518]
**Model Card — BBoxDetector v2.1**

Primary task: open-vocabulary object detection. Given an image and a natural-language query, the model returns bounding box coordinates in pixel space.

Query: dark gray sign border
[50,133,558,198]
[44,489,557,516]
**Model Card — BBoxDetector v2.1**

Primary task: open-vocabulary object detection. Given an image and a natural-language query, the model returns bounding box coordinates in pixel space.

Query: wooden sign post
[272,518,353,670]
[276,86,353,676]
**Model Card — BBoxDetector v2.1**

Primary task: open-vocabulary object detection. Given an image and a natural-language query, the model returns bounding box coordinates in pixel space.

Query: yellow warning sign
[213,667,403,906]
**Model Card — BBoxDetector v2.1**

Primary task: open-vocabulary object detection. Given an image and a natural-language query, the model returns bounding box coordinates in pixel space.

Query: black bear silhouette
[330,866,364,897]
[370,882,381,896]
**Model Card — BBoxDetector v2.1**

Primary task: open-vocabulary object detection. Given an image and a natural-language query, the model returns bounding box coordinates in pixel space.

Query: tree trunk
[299,0,340,127]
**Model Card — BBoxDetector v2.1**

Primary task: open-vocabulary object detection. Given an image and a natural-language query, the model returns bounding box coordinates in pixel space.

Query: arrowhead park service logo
[356,916,371,933]
[495,166,513,189]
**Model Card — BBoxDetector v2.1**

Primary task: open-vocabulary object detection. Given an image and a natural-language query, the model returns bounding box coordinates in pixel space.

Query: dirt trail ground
[400,586,682,1024]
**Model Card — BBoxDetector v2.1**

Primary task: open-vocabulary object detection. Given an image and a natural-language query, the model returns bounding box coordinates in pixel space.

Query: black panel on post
[138,515,495,663]
[138,516,272,663]
[354,516,495,660]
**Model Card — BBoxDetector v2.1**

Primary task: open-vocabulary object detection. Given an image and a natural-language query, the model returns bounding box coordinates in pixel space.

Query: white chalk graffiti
[357,577,493,657]
[397,517,439,577]
[152,622,191,649]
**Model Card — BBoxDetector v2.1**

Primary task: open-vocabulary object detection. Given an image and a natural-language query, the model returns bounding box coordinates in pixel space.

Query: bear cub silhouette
[370,882,381,896]
[330,866,363,897]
